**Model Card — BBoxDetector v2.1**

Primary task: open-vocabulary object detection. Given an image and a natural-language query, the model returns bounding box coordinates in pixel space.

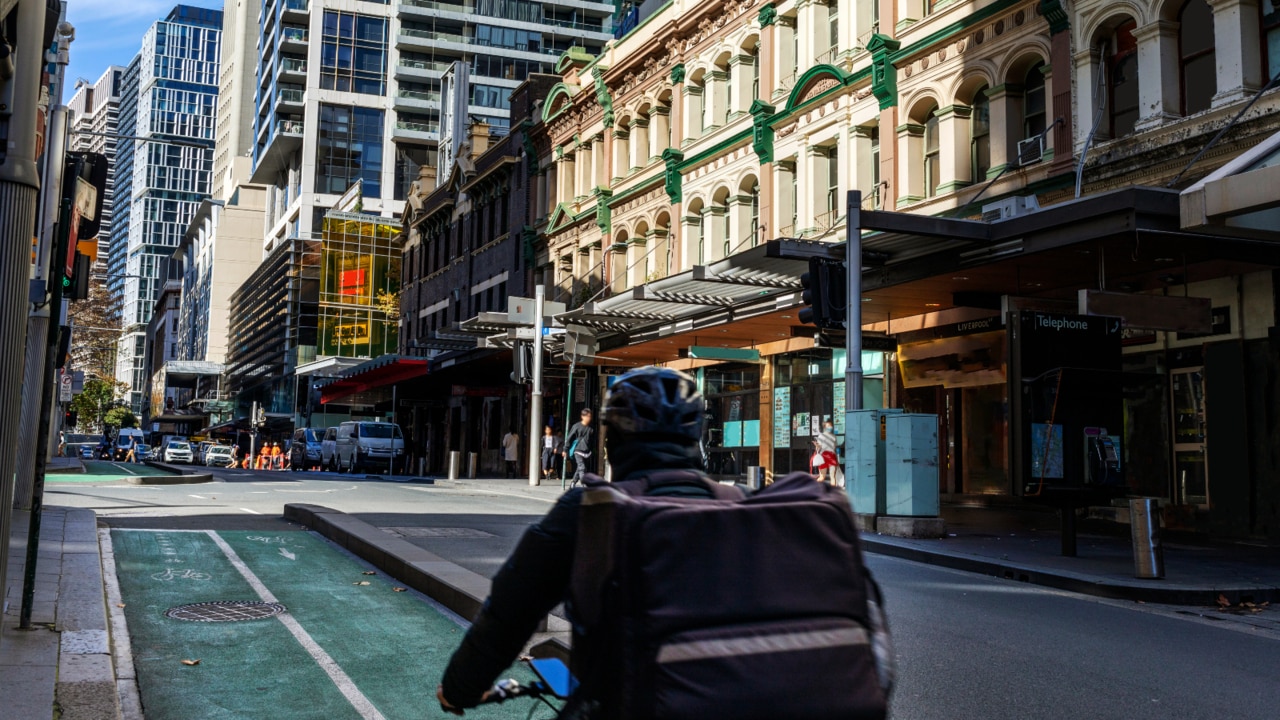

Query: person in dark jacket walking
[562,408,596,487]
[437,367,713,716]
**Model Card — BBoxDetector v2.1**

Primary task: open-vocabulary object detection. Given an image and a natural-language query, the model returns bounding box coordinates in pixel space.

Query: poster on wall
[773,387,790,447]
[793,412,810,437]
[1030,423,1064,479]
[832,382,846,435]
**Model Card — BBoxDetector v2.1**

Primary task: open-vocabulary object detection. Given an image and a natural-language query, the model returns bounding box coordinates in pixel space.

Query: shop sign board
[772,387,790,448]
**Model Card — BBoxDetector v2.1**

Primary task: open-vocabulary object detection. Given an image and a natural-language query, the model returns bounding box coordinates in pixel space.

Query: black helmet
[601,367,705,443]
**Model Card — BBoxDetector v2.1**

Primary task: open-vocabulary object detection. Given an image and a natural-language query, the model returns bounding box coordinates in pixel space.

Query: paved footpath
[108,527,539,720]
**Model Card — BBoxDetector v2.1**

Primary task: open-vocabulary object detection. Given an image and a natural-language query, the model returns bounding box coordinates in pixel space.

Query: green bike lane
[110,528,536,719]
[55,460,172,483]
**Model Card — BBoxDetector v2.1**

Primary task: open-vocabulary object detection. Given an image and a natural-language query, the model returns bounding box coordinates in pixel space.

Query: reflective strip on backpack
[656,626,869,664]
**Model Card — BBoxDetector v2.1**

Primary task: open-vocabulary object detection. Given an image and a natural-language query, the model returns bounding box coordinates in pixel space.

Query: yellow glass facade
[318,213,402,359]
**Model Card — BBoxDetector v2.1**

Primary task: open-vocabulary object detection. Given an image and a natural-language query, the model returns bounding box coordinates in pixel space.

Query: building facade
[111,5,224,413]
[67,66,126,276]
[512,0,1279,538]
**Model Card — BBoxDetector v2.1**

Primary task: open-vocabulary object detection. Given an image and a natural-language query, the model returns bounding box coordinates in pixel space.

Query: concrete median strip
[125,460,215,485]
[283,503,545,631]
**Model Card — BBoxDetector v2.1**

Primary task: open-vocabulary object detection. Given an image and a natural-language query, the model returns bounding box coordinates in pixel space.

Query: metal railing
[396,120,439,134]
[277,88,304,104]
[401,28,468,44]
[279,57,307,74]
[283,0,308,12]
[813,208,841,234]
[543,17,607,33]
[280,120,305,136]
[282,27,308,43]
[403,0,470,10]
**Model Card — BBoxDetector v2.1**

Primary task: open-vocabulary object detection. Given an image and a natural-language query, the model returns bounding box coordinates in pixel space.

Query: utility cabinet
[847,408,902,516]
[884,413,940,517]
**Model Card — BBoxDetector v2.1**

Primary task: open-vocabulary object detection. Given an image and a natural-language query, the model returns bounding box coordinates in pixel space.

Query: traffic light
[67,252,91,300]
[511,341,532,383]
[798,257,847,330]
[64,410,77,429]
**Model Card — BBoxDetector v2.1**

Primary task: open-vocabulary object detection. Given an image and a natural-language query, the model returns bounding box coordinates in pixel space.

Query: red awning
[319,356,428,404]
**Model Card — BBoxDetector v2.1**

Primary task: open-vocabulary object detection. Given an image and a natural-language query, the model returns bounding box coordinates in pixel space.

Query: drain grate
[165,601,287,623]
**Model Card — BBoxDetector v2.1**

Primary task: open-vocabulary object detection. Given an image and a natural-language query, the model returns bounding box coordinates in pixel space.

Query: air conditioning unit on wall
[1017,135,1046,167]
[981,195,1041,223]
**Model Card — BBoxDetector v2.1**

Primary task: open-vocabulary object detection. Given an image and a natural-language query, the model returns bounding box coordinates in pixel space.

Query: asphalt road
[50,466,1280,719]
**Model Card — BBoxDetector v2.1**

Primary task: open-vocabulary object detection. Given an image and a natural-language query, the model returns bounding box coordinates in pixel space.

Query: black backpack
[568,470,893,720]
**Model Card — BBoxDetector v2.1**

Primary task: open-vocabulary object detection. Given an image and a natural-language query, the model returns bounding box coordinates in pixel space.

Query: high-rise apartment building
[67,66,126,276]
[111,5,223,413]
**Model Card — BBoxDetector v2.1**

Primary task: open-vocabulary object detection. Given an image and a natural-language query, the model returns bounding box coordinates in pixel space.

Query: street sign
[59,373,72,402]
[508,296,567,325]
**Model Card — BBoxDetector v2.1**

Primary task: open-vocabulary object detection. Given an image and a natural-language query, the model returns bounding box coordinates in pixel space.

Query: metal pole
[20,191,73,628]
[561,349,577,491]
[250,401,258,469]
[845,190,863,413]
[528,285,545,486]
[0,0,53,616]
[15,105,70,509]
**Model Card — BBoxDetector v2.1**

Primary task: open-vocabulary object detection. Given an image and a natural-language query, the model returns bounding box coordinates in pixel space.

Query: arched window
[719,194,731,258]
[750,42,761,101]
[1023,62,1047,139]
[971,87,990,182]
[1264,1,1280,79]
[924,109,941,197]
[750,181,760,246]
[1108,20,1140,138]
[1180,0,1216,115]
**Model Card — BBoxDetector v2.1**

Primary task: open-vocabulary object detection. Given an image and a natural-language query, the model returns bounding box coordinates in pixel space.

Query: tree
[69,377,127,432]
[103,406,137,430]
[67,279,121,380]
[375,289,401,322]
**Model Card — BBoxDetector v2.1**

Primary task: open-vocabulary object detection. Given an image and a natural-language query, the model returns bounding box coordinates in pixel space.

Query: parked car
[204,445,235,468]
[114,428,145,461]
[290,427,324,471]
[333,421,405,474]
[163,440,193,464]
[134,444,153,461]
[320,426,339,471]
[78,445,97,460]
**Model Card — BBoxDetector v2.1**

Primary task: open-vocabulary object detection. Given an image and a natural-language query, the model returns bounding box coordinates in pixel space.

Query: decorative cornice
[750,100,776,164]
[758,3,777,28]
[662,148,685,204]
[1038,0,1069,35]
[868,34,901,111]
[671,63,685,84]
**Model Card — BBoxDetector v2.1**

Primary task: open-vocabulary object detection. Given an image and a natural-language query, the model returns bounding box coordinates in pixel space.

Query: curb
[283,503,545,631]
[124,473,214,485]
[860,536,1280,605]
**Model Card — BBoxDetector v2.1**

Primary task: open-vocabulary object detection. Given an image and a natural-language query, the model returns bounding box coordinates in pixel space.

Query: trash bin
[447,451,461,481]
[1129,498,1164,579]
[467,452,479,479]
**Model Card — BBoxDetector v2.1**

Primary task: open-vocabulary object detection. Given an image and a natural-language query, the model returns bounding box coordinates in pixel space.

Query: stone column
[706,70,728,130]
[850,125,877,206]
[1207,0,1264,106]
[879,106,898,209]
[612,128,629,181]
[1073,47,1102,153]
[775,160,797,235]
[986,84,1020,175]
[649,106,671,160]
[727,194,753,254]
[729,55,754,116]
[592,136,604,188]
[681,212,702,268]
[649,228,670,277]
[630,117,650,170]
[774,18,797,100]
[935,104,973,193]
[1132,20,1180,130]
[682,85,704,144]
[896,121,924,206]
[1047,29,1075,174]
[627,235,648,286]
[705,205,728,261]
[797,0,822,69]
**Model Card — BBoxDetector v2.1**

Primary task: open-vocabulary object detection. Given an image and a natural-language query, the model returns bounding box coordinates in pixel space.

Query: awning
[319,355,428,404]
[1181,129,1280,239]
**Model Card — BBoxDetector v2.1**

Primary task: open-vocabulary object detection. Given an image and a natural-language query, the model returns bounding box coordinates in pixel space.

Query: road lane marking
[406,486,558,504]
[203,531,387,720]
[239,508,261,514]
[189,495,207,499]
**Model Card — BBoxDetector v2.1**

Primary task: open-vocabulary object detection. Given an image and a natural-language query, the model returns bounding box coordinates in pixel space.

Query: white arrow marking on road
[279,548,296,561]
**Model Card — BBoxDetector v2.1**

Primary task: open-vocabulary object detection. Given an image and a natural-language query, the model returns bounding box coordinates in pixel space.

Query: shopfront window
[771,349,884,477]
[704,365,761,479]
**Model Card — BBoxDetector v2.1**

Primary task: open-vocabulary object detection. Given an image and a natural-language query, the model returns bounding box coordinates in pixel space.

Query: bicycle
[468,657,574,719]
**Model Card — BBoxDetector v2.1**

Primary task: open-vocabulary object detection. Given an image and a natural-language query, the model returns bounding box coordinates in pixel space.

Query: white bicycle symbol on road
[245,536,289,544]
[151,568,211,582]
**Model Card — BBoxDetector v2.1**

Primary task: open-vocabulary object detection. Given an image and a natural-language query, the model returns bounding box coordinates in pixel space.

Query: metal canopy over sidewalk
[318,355,428,404]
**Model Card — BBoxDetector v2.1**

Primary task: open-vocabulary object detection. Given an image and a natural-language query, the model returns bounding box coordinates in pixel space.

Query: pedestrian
[540,425,562,483]
[270,442,283,471]
[562,408,596,487]
[813,420,841,485]
[257,444,271,470]
[501,427,520,478]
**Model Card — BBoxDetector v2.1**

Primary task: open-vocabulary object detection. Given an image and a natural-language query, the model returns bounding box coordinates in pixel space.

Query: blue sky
[63,0,224,94]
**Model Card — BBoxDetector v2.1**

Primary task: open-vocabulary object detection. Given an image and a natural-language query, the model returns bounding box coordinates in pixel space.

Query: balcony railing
[396,120,439,134]
[279,57,307,74]
[402,0,470,10]
[278,88,304,104]
[397,89,441,103]
[283,0,308,12]
[398,58,453,73]
[401,28,467,44]
[813,208,840,235]
[280,119,304,136]
[282,27,308,43]
[544,17,607,33]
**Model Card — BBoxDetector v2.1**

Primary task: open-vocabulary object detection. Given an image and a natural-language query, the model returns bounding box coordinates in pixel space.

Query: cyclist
[437,367,713,716]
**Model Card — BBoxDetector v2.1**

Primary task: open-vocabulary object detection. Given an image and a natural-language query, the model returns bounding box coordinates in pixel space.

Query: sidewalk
[1,507,121,720]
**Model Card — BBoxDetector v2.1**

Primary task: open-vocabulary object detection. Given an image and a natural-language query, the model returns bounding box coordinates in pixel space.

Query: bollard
[1129,498,1165,579]
[746,466,762,490]
[447,451,461,480]
[467,452,478,479]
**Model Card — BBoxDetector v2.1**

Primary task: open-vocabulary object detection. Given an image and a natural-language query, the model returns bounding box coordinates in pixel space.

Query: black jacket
[439,459,714,708]
[564,422,595,457]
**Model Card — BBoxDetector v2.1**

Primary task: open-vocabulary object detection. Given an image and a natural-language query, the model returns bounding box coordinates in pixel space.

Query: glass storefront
[317,213,401,358]
[771,349,884,477]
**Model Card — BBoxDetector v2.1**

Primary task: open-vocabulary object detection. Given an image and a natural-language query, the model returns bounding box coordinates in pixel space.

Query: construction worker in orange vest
[257,443,271,470]
[270,442,283,470]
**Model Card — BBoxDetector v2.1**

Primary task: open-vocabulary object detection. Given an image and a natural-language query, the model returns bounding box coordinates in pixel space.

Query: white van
[113,428,146,461]
[333,421,405,473]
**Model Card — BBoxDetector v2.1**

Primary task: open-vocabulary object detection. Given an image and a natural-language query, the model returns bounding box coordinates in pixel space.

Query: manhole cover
[165,601,286,622]
[380,527,494,539]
